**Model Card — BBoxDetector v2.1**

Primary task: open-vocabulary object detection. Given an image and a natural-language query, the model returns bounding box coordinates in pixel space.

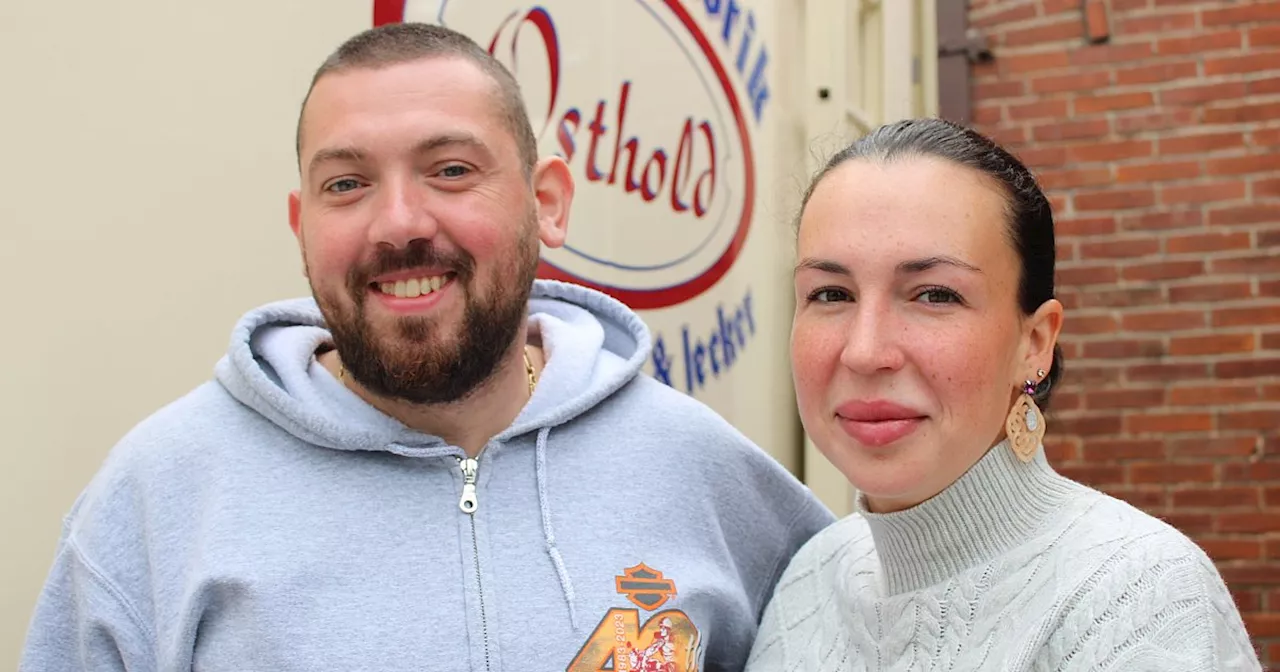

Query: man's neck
[319,341,541,457]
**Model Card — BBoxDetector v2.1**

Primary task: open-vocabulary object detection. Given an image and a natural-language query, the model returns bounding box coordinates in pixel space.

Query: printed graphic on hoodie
[567,564,703,672]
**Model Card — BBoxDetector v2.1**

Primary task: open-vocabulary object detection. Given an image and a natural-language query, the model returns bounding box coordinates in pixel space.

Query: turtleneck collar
[858,440,1088,595]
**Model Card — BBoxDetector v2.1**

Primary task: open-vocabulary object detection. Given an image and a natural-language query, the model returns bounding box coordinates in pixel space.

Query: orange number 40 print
[566,608,702,672]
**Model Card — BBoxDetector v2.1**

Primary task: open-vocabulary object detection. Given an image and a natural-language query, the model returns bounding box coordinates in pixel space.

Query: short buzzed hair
[295,23,539,176]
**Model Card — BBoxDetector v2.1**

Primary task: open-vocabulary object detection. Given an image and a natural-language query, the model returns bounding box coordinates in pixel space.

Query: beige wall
[0,1,366,663]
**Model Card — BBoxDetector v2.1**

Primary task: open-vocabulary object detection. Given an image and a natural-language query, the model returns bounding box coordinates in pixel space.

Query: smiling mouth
[370,272,456,299]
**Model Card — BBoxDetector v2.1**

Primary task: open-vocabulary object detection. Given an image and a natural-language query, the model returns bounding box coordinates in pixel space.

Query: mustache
[348,240,476,290]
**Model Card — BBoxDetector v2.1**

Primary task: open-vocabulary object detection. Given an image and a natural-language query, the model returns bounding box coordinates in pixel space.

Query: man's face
[290,56,552,404]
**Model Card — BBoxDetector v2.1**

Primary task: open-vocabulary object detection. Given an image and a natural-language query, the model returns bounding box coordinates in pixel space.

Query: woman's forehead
[797,158,1018,272]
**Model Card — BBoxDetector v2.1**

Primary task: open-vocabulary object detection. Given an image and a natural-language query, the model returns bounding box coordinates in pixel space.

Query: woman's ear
[1022,298,1064,378]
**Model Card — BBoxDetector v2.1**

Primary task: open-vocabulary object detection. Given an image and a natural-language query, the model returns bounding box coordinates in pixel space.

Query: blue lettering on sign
[649,287,757,395]
[703,0,770,123]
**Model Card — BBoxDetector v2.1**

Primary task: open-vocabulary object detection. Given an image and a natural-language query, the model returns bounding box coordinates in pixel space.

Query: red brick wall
[967,0,1280,665]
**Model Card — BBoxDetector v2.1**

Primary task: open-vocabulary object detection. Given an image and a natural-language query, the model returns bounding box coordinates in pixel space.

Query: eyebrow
[794,255,983,276]
[898,255,983,274]
[306,133,491,178]
[308,146,365,177]
[412,132,488,156]
[795,258,851,276]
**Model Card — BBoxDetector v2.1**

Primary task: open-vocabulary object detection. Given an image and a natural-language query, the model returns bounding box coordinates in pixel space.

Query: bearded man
[21,22,832,672]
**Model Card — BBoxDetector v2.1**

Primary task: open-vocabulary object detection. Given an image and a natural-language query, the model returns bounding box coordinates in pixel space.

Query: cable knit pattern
[746,442,1262,671]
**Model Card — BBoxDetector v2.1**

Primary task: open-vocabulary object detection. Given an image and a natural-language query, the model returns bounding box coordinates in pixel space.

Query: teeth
[378,275,448,298]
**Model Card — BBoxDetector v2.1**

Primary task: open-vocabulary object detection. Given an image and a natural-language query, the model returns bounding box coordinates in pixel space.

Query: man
[21,22,832,672]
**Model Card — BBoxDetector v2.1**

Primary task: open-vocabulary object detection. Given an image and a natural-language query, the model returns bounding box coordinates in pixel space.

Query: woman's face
[791,156,1061,513]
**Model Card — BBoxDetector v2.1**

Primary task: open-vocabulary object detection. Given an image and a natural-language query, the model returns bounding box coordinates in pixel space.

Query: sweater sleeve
[744,557,804,671]
[1043,536,1262,672]
[745,518,864,672]
[20,531,155,672]
[1190,552,1263,672]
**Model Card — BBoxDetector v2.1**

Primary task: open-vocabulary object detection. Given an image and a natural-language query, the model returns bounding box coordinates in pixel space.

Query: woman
[746,118,1261,671]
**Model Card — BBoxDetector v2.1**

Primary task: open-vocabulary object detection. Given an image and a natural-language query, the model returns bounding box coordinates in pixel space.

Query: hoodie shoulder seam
[64,534,157,645]
[751,494,825,617]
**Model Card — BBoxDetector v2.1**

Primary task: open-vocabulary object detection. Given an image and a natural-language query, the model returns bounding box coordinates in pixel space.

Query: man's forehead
[298,56,507,159]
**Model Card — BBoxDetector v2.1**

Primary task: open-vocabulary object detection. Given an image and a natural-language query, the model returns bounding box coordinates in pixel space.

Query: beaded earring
[1006,368,1047,463]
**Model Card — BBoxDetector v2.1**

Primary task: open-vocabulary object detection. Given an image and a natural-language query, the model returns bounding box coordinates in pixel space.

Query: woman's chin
[823,446,936,512]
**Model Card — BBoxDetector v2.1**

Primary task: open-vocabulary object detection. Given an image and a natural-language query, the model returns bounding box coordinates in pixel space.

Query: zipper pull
[458,457,479,514]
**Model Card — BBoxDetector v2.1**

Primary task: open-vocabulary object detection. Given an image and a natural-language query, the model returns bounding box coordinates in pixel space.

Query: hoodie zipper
[458,457,480,514]
[457,456,492,672]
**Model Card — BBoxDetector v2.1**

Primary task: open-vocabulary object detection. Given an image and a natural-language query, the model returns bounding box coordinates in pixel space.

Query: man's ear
[531,156,573,249]
[288,190,303,239]
[288,190,307,278]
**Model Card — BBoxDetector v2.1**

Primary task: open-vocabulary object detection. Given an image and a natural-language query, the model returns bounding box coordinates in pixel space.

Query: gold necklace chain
[338,346,539,397]
[522,346,538,396]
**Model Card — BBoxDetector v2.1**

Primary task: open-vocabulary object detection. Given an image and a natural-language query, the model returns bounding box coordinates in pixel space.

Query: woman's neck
[858,441,1087,595]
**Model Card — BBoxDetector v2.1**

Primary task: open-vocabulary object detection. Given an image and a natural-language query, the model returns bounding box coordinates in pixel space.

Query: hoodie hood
[213,279,652,456]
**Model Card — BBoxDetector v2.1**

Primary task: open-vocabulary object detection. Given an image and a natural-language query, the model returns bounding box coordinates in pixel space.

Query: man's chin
[344,355,457,396]
[342,304,443,342]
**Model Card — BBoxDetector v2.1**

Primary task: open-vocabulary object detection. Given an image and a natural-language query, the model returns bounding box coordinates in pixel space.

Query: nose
[367,172,439,249]
[838,298,907,376]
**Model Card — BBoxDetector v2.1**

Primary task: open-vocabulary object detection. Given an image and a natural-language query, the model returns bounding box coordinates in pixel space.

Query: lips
[835,400,927,447]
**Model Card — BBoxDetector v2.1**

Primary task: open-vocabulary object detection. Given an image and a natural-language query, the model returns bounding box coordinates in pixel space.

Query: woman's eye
[916,287,963,304]
[808,288,852,303]
[325,178,362,193]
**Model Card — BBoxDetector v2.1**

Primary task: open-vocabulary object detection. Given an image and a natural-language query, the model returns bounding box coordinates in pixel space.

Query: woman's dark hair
[797,117,1063,409]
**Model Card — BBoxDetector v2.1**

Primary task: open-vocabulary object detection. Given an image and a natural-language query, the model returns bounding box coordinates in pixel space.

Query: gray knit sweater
[745,442,1262,671]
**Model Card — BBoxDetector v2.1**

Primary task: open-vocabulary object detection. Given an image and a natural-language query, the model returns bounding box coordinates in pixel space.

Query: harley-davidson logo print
[615,563,678,611]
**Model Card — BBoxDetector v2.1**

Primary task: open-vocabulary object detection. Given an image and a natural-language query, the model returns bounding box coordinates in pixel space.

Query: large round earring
[1006,377,1046,463]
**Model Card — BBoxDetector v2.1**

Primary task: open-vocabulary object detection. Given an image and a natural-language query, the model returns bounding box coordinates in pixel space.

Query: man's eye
[439,165,471,178]
[808,288,852,303]
[325,178,362,193]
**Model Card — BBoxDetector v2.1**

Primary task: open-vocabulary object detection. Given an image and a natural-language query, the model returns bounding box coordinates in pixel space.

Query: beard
[311,214,540,405]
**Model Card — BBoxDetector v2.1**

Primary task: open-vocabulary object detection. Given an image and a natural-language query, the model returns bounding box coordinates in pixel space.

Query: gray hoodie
[21,279,834,672]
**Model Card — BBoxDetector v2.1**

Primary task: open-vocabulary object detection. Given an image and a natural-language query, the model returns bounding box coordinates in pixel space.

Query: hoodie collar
[213,280,652,455]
